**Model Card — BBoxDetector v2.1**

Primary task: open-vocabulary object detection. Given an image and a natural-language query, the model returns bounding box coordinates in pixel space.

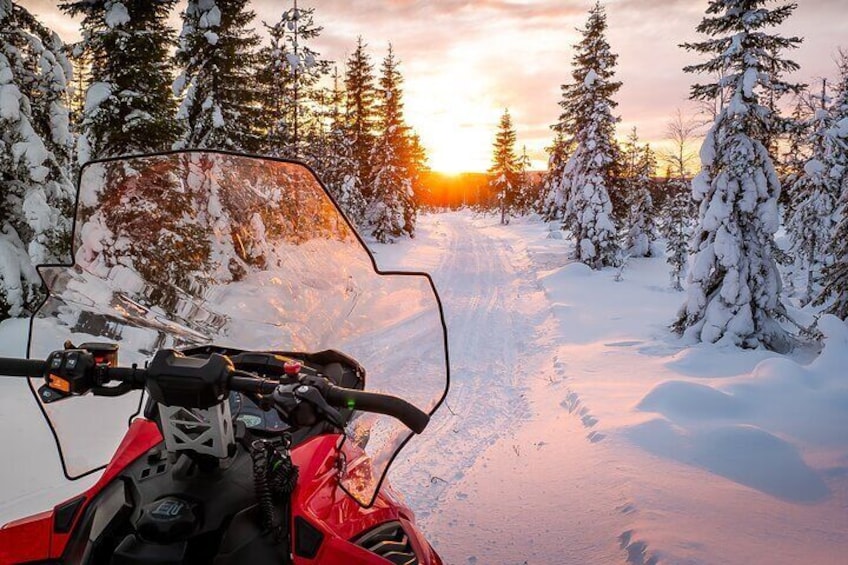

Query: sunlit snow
[1,212,847,563]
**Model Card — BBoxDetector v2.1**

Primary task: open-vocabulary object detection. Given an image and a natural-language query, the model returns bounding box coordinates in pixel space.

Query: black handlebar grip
[0,357,46,378]
[325,386,430,434]
[105,366,149,389]
[229,374,278,395]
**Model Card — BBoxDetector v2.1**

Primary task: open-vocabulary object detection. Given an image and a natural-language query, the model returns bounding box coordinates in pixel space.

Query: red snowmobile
[0,151,448,564]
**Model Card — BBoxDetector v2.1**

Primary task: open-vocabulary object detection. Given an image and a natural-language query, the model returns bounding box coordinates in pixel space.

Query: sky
[19,0,848,173]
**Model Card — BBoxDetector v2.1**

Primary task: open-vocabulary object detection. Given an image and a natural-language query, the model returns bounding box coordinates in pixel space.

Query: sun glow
[404,52,501,175]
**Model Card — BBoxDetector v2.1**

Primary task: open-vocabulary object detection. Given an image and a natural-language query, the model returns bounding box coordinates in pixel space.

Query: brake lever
[292,384,345,429]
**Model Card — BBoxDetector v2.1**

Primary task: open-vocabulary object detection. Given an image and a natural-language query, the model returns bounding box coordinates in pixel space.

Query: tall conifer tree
[173,0,261,151]
[1,0,74,317]
[817,53,848,317]
[488,109,520,225]
[256,3,329,158]
[622,132,658,258]
[344,37,377,203]
[61,0,179,161]
[539,130,572,220]
[368,45,417,241]
[319,67,365,224]
[675,0,802,351]
[787,80,840,304]
[558,1,621,268]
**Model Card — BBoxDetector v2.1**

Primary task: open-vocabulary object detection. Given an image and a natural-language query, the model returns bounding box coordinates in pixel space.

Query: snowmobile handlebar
[325,386,429,434]
[0,357,47,377]
[0,349,430,434]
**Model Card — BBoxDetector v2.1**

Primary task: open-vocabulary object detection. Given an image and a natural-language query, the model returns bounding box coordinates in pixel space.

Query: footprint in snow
[581,414,598,428]
[617,503,637,515]
[618,530,658,565]
[587,431,606,443]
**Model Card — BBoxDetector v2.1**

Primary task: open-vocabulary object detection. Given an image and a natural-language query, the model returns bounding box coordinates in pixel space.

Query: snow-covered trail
[377,213,630,564]
[376,211,848,565]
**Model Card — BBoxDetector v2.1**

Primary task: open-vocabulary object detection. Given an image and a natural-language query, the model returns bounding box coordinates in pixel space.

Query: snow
[804,158,825,177]
[583,69,598,87]
[834,117,848,138]
[104,2,130,29]
[205,6,222,27]
[211,105,224,128]
[83,82,111,113]
[1,212,847,563]
[0,83,20,121]
[742,66,758,98]
[373,212,848,563]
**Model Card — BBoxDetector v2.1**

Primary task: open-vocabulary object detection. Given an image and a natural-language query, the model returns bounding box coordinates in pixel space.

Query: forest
[2,0,847,355]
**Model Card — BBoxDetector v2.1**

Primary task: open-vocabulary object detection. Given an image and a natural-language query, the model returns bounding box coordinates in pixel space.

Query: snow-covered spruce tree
[817,52,848,318]
[344,37,377,204]
[778,93,813,219]
[61,0,179,161]
[0,0,75,318]
[675,0,802,352]
[367,45,417,242]
[405,130,429,216]
[173,0,262,152]
[515,145,537,215]
[623,135,658,258]
[558,1,621,269]
[256,3,329,159]
[786,79,841,304]
[315,67,366,224]
[661,182,694,291]
[488,109,521,225]
[538,130,572,220]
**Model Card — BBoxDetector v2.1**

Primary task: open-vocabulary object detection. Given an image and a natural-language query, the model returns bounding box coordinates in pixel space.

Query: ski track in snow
[378,213,641,564]
[384,213,537,517]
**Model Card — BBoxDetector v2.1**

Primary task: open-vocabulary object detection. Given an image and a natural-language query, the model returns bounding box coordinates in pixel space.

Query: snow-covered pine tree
[675,0,802,352]
[558,1,621,268]
[316,66,366,224]
[817,52,848,318]
[778,93,813,220]
[624,135,658,258]
[0,0,74,318]
[173,0,262,152]
[256,2,329,159]
[488,109,521,225]
[787,79,841,305]
[515,145,536,215]
[344,37,377,204]
[538,130,571,220]
[367,45,416,242]
[405,130,429,220]
[61,0,179,161]
[661,181,694,291]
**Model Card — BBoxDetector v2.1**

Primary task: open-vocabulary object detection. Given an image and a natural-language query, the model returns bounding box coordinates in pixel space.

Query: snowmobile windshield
[27,151,449,507]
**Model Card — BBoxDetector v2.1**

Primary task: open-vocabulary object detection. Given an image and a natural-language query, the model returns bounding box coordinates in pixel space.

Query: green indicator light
[347,399,355,409]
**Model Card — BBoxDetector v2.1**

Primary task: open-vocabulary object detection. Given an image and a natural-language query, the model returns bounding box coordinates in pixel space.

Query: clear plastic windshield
[27,151,448,506]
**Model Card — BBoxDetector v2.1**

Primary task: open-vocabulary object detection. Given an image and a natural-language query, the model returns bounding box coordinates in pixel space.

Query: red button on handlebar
[284,360,302,376]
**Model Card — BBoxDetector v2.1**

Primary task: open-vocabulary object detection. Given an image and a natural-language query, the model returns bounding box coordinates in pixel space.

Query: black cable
[269,433,299,499]
[250,440,278,539]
